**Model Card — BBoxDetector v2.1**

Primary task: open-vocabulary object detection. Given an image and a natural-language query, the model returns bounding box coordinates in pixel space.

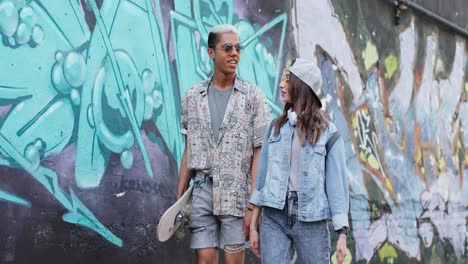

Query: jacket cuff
[332,213,349,231]
[249,190,261,206]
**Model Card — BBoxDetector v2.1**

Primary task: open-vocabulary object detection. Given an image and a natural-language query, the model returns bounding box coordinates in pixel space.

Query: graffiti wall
[0,0,287,263]
[292,0,467,263]
[0,0,466,263]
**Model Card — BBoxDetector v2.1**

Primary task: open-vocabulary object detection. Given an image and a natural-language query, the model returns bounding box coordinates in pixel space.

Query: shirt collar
[200,74,247,95]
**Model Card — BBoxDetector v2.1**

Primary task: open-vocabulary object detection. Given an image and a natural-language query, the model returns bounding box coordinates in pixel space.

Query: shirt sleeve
[325,136,350,231]
[252,88,271,148]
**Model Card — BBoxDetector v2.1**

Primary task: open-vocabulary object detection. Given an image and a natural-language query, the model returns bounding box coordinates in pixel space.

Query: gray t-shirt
[208,83,233,142]
[288,129,301,191]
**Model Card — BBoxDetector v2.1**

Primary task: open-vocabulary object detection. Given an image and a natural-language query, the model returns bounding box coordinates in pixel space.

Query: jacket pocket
[267,133,282,161]
[313,145,326,173]
[267,133,281,143]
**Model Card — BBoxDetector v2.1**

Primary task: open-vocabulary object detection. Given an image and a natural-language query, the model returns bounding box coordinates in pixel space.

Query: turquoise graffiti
[0,189,30,207]
[0,0,177,247]
[0,0,287,247]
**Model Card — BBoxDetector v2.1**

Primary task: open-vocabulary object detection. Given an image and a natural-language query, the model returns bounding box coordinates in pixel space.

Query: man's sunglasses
[216,43,243,53]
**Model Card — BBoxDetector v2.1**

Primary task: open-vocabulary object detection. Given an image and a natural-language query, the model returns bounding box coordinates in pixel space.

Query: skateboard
[157,185,194,242]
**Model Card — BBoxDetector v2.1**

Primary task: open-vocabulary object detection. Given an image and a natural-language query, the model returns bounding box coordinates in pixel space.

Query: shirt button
[303,172,308,176]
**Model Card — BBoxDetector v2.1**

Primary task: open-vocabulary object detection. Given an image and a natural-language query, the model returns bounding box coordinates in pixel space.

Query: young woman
[249,58,349,264]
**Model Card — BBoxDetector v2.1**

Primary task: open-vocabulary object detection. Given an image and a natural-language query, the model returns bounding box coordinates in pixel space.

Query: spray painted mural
[0,0,287,262]
[0,0,466,263]
[292,0,467,263]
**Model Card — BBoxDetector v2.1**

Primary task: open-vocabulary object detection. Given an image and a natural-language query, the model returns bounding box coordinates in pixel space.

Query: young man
[177,24,270,263]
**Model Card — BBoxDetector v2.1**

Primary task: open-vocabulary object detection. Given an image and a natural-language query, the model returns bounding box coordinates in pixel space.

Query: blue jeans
[260,192,331,264]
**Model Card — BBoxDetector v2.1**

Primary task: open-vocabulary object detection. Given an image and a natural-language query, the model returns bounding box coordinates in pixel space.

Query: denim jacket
[249,120,349,230]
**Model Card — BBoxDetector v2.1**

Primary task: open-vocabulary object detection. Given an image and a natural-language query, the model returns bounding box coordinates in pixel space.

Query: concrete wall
[0,0,466,263]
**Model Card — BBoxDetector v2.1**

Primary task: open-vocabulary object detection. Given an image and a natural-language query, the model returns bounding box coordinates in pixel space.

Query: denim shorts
[260,191,331,264]
[189,173,246,250]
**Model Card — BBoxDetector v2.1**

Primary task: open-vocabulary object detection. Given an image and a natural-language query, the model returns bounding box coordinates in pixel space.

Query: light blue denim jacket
[249,120,349,230]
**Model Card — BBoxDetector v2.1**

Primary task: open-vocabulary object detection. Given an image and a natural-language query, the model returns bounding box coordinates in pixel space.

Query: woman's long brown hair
[273,72,327,145]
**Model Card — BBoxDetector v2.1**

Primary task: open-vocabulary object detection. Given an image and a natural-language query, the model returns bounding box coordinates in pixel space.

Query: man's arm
[250,147,262,196]
[244,87,270,236]
[177,91,190,200]
[250,87,270,197]
[177,140,190,200]
[242,146,261,237]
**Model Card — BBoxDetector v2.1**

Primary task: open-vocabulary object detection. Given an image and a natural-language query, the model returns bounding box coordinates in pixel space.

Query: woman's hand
[250,228,261,259]
[336,234,347,264]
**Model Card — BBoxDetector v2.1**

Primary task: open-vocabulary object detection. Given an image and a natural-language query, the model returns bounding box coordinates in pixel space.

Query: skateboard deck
[157,185,194,242]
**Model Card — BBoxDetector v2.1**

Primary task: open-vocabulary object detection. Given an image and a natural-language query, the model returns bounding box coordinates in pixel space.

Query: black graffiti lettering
[114,176,174,199]
[119,177,128,192]
[143,182,152,193]
[152,182,160,195]
[128,179,136,191]
[136,179,144,193]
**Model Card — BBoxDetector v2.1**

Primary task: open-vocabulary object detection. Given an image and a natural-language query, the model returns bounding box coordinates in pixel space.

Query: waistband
[195,171,213,181]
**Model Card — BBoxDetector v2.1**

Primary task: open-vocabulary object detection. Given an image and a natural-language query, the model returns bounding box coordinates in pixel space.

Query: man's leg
[196,248,219,264]
[224,245,245,264]
[219,215,246,264]
[189,175,220,263]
